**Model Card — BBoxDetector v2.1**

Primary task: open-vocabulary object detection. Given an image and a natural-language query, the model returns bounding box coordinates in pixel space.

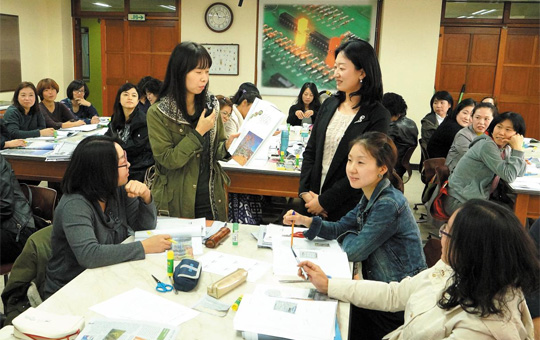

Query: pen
[291,247,308,280]
[290,211,295,247]
[231,294,243,311]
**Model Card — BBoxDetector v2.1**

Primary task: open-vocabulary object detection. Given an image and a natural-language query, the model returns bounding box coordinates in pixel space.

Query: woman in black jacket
[427,98,476,159]
[299,38,390,222]
[106,83,154,182]
[287,82,321,126]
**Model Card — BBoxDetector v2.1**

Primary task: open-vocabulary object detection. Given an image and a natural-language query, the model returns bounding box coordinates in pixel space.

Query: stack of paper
[197,251,270,282]
[272,232,351,280]
[234,292,338,340]
[76,318,177,340]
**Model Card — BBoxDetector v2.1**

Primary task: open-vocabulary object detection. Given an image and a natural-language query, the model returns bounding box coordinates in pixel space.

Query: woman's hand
[226,133,240,150]
[295,110,304,120]
[305,191,328,217]
[125,180,152,204]
[40,128,55,137]
[283,209,313,228]
[297,261,329,294]
[4,139,26,148]
[141,234,172,254]
[75,98,91,107]
[90,116,100,124]
[304,110,314,118]
[196,109,216,136]
[508,133,524,151]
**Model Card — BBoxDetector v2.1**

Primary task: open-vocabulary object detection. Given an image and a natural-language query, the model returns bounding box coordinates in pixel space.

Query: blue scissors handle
[152,275,173,293]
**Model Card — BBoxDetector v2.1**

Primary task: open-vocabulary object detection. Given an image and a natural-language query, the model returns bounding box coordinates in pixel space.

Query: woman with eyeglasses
[298,199,539,339]
[216,95,233,128]
[105,83,154,183]
[61,80,100,124]
[287,82,321,126]
[42,135,172,299]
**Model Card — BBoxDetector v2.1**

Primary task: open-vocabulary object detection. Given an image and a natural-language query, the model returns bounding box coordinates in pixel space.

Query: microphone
[206,95,216,117]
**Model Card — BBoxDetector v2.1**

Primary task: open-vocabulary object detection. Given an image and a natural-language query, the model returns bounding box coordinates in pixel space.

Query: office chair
[401,145,417,184]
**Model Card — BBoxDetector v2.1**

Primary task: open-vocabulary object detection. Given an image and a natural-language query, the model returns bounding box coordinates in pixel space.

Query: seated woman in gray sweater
[443,112,526,215]
[42,136,172,299]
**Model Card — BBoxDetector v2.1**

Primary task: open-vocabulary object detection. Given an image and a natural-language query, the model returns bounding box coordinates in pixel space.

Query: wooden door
[101,19,178,116]
[435,26,501,103]
[494,27,540,139]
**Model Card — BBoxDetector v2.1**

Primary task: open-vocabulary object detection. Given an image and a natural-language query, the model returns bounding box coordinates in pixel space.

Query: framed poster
[202,43,239,75]
[257,0,378,96]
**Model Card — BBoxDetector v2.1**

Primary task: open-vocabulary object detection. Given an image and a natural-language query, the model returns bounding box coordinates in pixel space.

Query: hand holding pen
[297,260,330,295]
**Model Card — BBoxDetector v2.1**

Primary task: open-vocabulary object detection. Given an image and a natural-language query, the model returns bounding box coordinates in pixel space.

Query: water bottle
[300,124,310,145]
[280,129,289,156]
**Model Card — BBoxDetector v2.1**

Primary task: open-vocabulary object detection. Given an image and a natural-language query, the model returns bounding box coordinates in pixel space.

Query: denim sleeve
[303,205,360,240]
[339,198,400,262]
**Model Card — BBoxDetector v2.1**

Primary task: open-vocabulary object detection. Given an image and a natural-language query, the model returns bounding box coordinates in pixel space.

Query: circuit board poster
[258,1,377,96]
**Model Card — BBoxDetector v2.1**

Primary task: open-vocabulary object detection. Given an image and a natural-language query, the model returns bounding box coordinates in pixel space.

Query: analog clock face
[205,3,233,33]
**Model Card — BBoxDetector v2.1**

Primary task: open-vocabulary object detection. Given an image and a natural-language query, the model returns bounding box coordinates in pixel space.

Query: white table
[20,224,349,339]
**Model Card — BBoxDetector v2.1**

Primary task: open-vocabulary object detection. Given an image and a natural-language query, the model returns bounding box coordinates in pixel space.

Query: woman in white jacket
[299,199,539,339]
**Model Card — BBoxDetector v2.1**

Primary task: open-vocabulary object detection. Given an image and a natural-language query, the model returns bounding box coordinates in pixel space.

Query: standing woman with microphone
[147,42,238,220]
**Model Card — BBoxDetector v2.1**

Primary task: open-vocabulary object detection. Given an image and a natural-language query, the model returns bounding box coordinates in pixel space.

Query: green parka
[147,94,230,219]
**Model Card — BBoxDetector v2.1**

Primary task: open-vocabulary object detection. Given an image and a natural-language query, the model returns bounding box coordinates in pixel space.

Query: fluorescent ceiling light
[457,15,467,18]
[472,9,487,15]
[93,2,112,7]
[481,9,497,15]
[159,5,176,10]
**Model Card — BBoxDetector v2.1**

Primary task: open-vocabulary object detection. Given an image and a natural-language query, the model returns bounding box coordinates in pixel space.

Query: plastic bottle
[280,129,289,156]
[167,250,174,277]
[232,222,239,246]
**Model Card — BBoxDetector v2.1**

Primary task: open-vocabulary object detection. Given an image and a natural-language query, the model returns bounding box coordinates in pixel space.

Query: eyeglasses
[118,150,129,168]
[439,223,452,238]
[220,111,232,117]
[74,89,85,94]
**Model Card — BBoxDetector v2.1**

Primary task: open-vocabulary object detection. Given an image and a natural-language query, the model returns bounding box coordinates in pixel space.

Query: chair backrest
[401,145,417,184]
[20,185,57,222]
[435,165,450,186]
[422,157,446,185]
[418,139,429,175]
[423,234,442,268]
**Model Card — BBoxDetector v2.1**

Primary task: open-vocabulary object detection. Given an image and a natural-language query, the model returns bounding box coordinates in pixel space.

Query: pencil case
[205,226,231,248]
[207,268,248,299]
[173,258,202,292]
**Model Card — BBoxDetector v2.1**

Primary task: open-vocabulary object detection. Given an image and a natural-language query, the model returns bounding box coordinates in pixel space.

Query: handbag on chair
[431,180,450,221]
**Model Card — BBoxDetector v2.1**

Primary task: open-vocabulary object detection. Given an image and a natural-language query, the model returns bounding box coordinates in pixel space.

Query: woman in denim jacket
[284,132,426,340]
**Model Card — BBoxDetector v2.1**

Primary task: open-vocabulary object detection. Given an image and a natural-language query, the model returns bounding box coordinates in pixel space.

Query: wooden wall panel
[152,26,177,52]
[104,21,124,52]
[442,34,470,62]
[471,34,499,63]
[467,65,495,93]
[152,55,170,79]
[129,54,151,81]
[129,26,151,52]
[505,34,536,64]
[439,64,467,92]
[501,67,531,95]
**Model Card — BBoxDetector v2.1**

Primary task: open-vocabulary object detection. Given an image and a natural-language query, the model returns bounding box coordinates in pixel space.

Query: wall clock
[205,3,234,33]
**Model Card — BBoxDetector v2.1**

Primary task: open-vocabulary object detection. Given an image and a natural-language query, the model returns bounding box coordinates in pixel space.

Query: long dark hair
[334,38,383,109]
[109,83,139,132]
[159,42,212,117]
[62,136,119,203]
[439,199,540,317]
[295,82,321,112]
[12,82,40,116]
